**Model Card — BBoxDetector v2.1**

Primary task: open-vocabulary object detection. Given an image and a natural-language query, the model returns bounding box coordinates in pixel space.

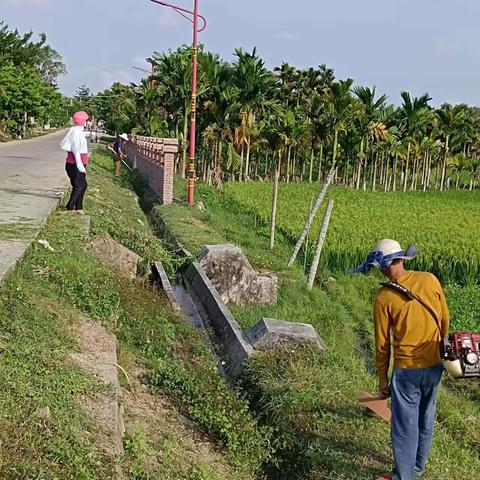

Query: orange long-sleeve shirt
[373,270,450,383]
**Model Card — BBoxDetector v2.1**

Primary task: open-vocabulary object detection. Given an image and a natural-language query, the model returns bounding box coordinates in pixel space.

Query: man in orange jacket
[352,239,449,480]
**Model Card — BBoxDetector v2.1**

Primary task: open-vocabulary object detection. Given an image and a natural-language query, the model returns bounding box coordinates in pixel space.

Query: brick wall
[125,136,178,205]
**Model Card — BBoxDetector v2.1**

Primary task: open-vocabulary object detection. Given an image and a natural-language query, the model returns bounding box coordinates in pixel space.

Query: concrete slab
[0,241,29,281]
[246,317,327,352]
[0,131,69,283]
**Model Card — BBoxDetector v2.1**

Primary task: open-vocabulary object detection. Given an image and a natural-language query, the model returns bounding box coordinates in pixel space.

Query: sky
[2,0,480,106]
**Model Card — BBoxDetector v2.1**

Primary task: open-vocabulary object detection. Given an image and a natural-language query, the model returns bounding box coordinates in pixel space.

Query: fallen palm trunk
[287,166,335,267]
[307,199,334,290]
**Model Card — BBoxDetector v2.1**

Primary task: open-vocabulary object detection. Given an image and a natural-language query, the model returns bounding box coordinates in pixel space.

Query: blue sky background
[1,0,479,105]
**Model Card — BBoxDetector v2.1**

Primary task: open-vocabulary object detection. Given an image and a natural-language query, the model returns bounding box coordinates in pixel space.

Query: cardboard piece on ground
[357,391,391,423]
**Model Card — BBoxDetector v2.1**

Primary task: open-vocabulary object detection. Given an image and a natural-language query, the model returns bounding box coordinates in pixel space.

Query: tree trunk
[288,165,336,267]
[440,135,449,191]
[384,157,389,193]
[286,145,292,183]
[317,144,324,182]
[292,148,297,180]
[392,154,398,192]
[356,138,364,190]
[307,200,334,290]
[245,137,251,179]
[269,162,280,250]
[372,156,378,192]
[403,142,410,192]
[379,154,384,186]
[345,157,350,187]
[410,156,417,191]
[309,145,314,183]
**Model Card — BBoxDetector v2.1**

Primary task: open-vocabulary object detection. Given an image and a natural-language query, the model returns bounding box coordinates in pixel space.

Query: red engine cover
[450,332,480,377]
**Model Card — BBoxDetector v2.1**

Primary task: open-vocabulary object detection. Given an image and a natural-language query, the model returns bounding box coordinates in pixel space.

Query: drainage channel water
[172,284,228,379]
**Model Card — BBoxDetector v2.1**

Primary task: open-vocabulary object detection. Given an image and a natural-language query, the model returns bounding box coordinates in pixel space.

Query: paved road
[0,130,69,281]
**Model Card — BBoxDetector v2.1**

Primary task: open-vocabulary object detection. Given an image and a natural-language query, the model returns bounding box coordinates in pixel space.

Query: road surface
[0,131,69,281]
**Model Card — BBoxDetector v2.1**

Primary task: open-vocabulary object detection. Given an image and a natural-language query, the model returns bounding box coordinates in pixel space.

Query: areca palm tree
[328,79,355,175]
[437,104,465,191]
[233,48,279,178]
[398,91,433,191]
[94,45,480,192]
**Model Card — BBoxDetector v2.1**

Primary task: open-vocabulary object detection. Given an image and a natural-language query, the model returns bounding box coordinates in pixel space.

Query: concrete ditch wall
[183,261,254,377]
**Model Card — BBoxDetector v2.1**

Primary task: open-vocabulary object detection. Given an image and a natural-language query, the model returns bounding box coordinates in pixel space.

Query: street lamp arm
[149,0,207,32]
[132,66,152,74]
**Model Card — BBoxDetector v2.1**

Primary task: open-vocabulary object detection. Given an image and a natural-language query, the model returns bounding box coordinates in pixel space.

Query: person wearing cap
[108,133,129,177]
[351,240,449,480]
[59,111,90,213]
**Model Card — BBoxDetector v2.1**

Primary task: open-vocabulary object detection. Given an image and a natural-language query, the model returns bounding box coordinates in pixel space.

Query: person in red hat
[60,111,90,214]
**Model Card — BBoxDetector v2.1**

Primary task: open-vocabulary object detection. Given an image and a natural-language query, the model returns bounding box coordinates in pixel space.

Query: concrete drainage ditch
[152,239,326,380]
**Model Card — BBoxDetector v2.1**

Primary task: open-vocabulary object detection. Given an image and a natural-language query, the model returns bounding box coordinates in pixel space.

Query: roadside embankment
[0,149,270,479]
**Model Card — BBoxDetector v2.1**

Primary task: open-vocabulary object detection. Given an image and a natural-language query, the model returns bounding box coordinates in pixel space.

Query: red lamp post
[149,0,207,205]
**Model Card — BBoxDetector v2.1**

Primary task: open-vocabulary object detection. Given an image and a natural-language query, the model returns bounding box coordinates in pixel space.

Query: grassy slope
[159,179,480,480]
[0,151,267,480]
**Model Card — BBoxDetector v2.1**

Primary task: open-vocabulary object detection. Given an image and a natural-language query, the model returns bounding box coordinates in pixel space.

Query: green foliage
[189,463,220,480]
[124,427,153,480]
[0,265,115,478]
[0,21,66,84]
[87,43,480,191]
[87,151,175,269]
[0,22,68,137]
[150,357,272,473]
[445,285,480,331]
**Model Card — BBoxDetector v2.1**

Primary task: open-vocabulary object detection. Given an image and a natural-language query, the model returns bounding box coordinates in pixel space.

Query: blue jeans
[391,364,444,480]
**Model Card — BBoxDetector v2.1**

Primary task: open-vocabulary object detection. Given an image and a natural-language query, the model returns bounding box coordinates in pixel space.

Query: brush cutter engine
[442,332,480,378]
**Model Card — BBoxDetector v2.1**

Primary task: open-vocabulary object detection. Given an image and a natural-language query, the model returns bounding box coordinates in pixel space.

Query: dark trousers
[65,163,87,210]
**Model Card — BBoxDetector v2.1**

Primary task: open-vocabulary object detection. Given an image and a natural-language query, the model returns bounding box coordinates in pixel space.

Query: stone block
[198,244,278,307]
[86,234,140,278]
[246,318,326,352]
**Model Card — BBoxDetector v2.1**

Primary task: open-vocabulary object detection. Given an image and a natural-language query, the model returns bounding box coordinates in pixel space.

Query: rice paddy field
[223,183,480,287]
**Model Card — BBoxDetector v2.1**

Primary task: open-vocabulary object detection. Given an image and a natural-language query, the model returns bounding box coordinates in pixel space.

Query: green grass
[159,178,480,479]
[0,150,269,479]
[223,182,480,286]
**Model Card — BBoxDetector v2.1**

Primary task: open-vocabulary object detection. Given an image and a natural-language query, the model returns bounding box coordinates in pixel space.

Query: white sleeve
[71,134,87,173]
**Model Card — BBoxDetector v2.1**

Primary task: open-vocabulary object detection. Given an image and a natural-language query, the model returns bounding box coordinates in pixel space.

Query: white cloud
[84,66,138,92]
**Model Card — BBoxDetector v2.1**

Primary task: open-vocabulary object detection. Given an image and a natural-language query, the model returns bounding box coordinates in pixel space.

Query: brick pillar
[162,139,178,205]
